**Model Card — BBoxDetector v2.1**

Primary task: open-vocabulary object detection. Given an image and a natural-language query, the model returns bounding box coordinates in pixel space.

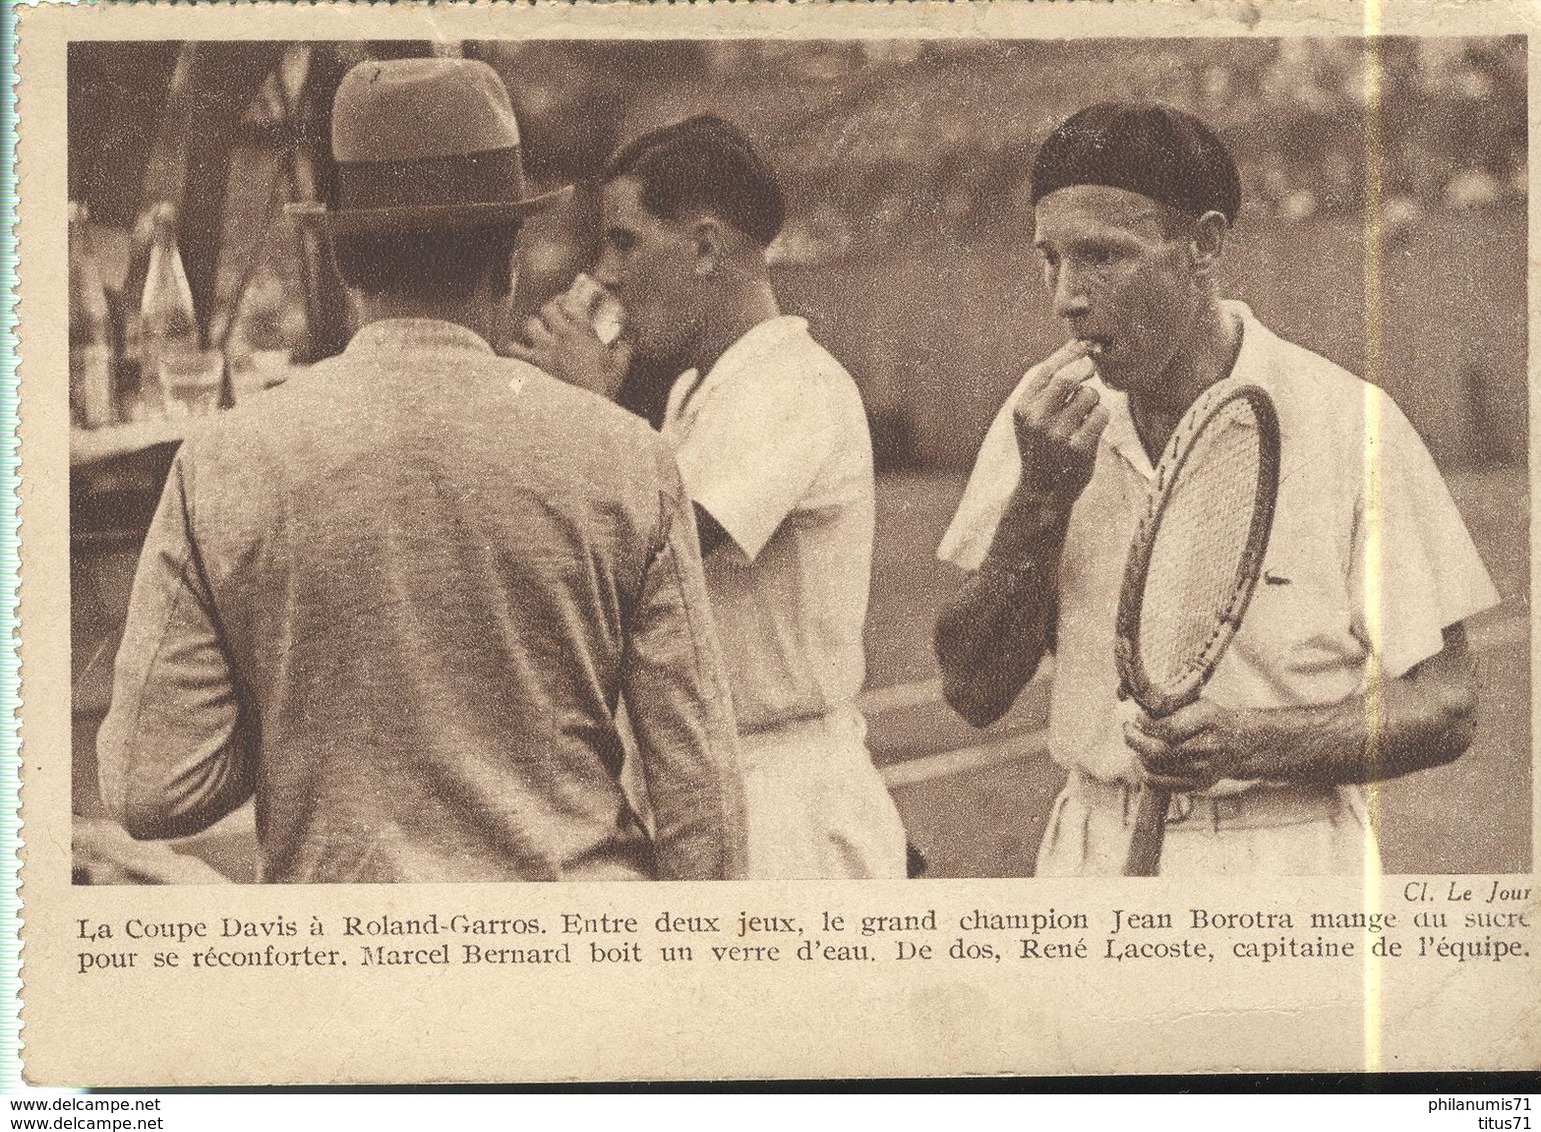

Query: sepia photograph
[65,33,1529,886]
[18,0,1538,1088]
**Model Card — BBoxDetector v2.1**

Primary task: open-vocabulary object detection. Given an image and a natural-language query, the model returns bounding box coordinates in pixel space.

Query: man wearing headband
[99,60,747,883]
[933,102,1497,875]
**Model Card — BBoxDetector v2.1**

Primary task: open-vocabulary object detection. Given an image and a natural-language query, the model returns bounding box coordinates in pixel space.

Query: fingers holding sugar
[1063,354,1098,383]
[1052,341,1102,401]
[561,273,626,346]
[1046,354,1098,404]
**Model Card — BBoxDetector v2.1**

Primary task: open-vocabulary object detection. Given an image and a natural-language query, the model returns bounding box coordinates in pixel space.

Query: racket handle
[1124,786,1171,877]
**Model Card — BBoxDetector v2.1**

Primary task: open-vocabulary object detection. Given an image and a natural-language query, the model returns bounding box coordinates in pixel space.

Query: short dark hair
[332,223,518,299]
[604,115,785,246]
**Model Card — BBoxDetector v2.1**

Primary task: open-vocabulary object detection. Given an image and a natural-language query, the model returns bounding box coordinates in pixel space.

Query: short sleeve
[674,371,834,561]
[936,372,1032,571]
[1350,391,1500,678]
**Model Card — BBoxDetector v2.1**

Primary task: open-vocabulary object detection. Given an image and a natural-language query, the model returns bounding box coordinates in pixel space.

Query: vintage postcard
[15,0,1540,1085]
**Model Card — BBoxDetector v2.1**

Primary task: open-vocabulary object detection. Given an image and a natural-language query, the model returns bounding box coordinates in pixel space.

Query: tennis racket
[1115,383,1281,876]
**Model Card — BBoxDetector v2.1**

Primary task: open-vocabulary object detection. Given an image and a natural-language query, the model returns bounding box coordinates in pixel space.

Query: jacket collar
[345,318,497,357]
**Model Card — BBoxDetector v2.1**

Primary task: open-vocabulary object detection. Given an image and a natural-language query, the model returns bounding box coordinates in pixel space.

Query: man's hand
[934,341,1105,729]
[1124,700,1260,793]
[508,297,633,401]
[1012,339,1109,503]
[1123,625,1481,792]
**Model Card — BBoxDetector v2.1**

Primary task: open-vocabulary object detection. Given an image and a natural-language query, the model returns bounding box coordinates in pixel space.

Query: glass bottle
[141,203,219,417]
[68,201,116,429]
[116,204,160,421]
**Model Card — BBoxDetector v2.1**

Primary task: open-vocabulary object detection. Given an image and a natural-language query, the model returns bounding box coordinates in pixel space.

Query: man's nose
[1052,263,1092,320]
[592,250,621,290]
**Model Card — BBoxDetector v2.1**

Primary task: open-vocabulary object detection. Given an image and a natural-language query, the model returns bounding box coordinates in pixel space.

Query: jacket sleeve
[619,457,748,880]
[97,451,257,840]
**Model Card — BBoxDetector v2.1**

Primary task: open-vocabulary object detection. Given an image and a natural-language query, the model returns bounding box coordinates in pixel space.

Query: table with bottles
[70,199,294,881]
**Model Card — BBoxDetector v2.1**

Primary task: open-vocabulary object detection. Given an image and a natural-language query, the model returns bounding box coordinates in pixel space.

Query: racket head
[1115,383,1281,718]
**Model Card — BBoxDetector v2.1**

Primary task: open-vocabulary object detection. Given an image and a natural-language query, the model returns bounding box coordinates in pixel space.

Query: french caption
[72,878,1532,976]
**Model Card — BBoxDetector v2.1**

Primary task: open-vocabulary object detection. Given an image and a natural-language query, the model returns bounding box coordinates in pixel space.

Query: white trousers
[738,711,908,880]
[1036,770,1379,877]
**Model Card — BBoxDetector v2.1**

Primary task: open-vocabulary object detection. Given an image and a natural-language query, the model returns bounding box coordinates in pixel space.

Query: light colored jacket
[99,318,746,883]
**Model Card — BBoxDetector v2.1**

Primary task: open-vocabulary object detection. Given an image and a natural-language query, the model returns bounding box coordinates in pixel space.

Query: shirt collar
[1098,300,1265,479]
[345,318,497,358]
[1097,384,1149,478]
[667,315,810,428]
[705,315,809,386]
[1217,299,1270,388]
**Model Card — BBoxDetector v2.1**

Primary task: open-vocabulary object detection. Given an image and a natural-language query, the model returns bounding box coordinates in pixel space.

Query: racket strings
[1136,402,1264,694]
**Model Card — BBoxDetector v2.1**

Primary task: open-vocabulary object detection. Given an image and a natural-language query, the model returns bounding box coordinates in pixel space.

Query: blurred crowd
[483,37,1526,261]
[68,37,1527,465]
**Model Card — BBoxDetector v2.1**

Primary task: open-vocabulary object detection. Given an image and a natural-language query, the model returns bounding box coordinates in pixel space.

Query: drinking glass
[159,350,224,418]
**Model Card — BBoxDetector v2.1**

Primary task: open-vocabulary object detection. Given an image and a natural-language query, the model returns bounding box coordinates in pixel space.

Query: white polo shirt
[664,316,875,735]
[939,302,1499,785]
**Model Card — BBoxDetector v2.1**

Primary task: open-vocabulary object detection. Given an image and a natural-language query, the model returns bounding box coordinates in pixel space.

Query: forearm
[649,771,748,881]
[98,624,257,839]
[101,728,255,841]
[1233,642,1479,786]
[97,460,256,839]
[935,484,1071,727]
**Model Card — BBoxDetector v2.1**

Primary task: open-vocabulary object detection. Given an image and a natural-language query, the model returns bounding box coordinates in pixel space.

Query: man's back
[100,319,743,883]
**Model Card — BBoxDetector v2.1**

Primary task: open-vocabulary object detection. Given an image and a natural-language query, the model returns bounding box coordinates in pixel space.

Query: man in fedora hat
[514,115,909,879]
[99,58,749,883]
[933,102,1496,875]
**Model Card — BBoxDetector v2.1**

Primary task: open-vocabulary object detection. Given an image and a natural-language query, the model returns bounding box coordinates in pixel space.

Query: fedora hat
[290,57,568,236]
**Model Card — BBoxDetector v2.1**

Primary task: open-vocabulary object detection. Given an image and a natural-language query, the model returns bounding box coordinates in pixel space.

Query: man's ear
[492,245,518,302]
[1189,210,1230,277]
[689,217,725,278]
